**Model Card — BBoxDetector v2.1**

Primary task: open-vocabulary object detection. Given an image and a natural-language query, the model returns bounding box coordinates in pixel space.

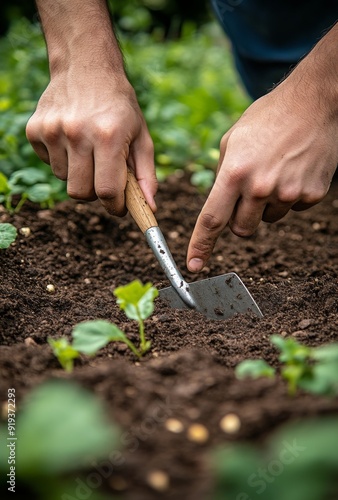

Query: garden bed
[1,172,338,499]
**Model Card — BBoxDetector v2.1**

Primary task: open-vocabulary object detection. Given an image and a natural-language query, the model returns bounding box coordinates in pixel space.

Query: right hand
[26,69,157,216]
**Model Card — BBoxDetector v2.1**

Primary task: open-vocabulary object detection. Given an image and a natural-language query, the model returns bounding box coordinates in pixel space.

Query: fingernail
[188,258,204,272]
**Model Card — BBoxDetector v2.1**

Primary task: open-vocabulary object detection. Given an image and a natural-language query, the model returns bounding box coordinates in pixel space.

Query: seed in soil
[187,423,209,443]
[219,413,241,434]
[146,470,170,491]
[19,226,31,237]
[165,418,184,433]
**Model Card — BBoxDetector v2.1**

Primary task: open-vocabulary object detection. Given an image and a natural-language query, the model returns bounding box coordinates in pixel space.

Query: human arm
[187,22,338,272]
[26,0,157,215]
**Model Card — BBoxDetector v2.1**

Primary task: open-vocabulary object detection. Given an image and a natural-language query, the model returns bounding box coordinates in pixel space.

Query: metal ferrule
[145,226,196,309]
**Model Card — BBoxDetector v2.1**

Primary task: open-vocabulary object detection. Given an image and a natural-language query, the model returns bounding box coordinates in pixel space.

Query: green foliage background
[0,11,250,198]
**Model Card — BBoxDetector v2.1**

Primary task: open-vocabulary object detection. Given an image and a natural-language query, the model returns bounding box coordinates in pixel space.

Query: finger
[187,174,240,272]
[229,196,266,236]
[28,140,50,165]
[49,148,68,181]
[262,201,293,222]
[94,146,127,216]
[66,147,97,201]
[130,135,158,212]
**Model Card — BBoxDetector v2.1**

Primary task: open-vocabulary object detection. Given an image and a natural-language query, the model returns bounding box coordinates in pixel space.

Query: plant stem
[14,194,28,213]
[124,338,141,358]
[139,318,146,351]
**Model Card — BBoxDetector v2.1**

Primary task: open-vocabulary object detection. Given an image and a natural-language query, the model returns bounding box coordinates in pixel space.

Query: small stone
[19,227,31,237]
[168,231,179,240]
[187,423,209,443]
[65,252,71,258]
[24,337,37,347]
[109,254,118,261]
[219,413,241,434]
[298,319,312,330]
[332,199,338,208]
[146,470,170,491]
[46,284,55,293]
[165,418,184,434]
[278,271,289,278]
[84,278,91,284]
[312,222,321,231]
[216,255,224,262]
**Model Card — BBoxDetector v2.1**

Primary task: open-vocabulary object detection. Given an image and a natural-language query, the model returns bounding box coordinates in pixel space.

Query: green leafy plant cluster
[236,335,338,396]
[212,416,338,500]
[0,169,65,212]
[49,280,158,371]
[0,380,119,500]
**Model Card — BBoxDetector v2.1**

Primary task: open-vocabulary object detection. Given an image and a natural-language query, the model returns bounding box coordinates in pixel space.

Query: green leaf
[300,361,338,396]
[9,167,47,186]
[26,183,53,203]
[0,172,9,194]
[114,279,158,320]
[235,359,276,379]
[271,335,312,363]
[0,380,119,476]
[72,319,128,355]
[48,337,80,372]
[0,222,17,248]
[312,343,338,362]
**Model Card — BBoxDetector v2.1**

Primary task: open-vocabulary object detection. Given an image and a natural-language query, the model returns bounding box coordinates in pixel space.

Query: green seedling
[0,168,64,213]
[0,222,17,249]
[49,280,159,370]
[48,337,80,372]
[72,319,141,358]
[0,380,119,500]
[235,359,276,380]
[114,279,158,353]
[212,415,338,500]
[236,335,338,397]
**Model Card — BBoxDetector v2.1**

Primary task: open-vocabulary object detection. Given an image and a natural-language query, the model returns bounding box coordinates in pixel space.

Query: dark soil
[1,172,338,499]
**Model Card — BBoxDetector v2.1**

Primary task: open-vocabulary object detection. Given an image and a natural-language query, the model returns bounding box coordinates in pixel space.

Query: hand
[26,0,157,217]
[26,71,157,216]
[187,76,338,272]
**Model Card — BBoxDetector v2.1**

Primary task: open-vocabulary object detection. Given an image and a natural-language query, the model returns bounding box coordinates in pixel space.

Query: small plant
[0,169,65,213]
[0,380,119,500]
[48,338,80,372]
[236,335,338,396]
[49,280,158,370]
[0,222,17,249]
[114,280,158,353]
[211,415,338,500]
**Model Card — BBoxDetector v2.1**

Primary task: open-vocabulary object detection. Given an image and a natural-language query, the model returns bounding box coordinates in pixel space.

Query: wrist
[277,22,338,121]
[36,0,126,78]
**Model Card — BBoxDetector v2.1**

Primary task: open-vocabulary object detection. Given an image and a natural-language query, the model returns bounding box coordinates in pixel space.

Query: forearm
[35,0,125,77]
[280,21,338,120]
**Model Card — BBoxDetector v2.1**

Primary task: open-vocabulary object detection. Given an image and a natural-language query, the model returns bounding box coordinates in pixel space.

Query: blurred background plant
[0,0,250,206]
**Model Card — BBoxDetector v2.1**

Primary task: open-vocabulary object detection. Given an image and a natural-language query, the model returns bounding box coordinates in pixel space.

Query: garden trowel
[125,170,263,320]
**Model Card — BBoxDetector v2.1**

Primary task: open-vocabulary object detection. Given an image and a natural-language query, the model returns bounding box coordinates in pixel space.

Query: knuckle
[95,185,118,201]
[199,212,224,233]
[229,223,254,238]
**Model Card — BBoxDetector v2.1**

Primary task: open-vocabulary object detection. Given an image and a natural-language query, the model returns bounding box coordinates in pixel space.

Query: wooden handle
[125,169,158,233]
